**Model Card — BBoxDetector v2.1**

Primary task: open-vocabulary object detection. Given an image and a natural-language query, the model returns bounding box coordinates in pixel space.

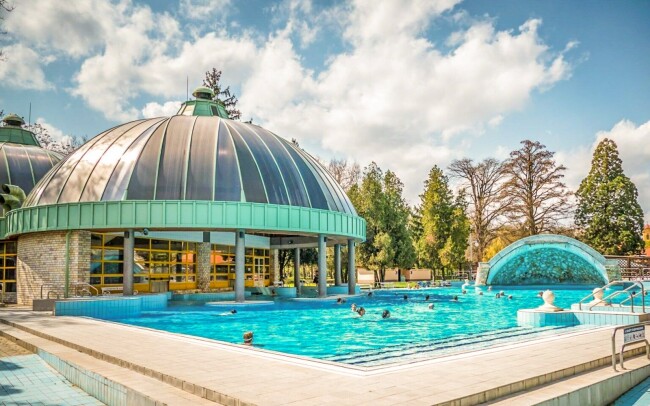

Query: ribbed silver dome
[24,116,357,215]
[0,142,62,195]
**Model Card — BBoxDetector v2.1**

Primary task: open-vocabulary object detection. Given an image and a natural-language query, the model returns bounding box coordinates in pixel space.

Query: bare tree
[328,159,360,191]
[448,158,506,263]
[501,140,572,236]
[25,122,86,155]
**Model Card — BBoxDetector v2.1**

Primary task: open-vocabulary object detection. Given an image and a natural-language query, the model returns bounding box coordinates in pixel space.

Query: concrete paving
[1,310,649,405]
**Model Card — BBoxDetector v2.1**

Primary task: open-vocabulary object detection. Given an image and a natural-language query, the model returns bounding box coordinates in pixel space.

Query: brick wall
[196,242,211,291]
[17,231,91,306]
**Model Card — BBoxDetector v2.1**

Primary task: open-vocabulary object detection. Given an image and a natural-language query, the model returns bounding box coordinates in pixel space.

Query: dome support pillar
[317,234,327,298]
[123,230,135,296]
[235,229,246,302]
[347,240,356,295]
[334,244,342,286]
[294,247,301,296]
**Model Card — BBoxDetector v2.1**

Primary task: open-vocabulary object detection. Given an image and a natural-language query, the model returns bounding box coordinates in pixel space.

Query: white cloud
[180,0,231,21]
[35,117,73,145]
[4,0,575,206]
[558,119,650,222]
[238,3,573,202]
[0,44,54,90]
[142,101,182,118]
[4,0,120,57]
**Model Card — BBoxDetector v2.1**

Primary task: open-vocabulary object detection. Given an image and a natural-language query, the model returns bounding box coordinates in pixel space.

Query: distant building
[644,224,650,256]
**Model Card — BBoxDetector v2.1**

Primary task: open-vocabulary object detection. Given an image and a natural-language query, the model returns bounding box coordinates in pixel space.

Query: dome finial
[192,86,214,100]
[2,113,25,127]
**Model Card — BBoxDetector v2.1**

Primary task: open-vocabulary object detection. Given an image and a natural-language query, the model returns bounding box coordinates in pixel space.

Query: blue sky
[0,0,649,219]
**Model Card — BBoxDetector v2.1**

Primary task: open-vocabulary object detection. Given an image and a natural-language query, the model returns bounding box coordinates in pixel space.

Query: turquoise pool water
[108,287,598,366]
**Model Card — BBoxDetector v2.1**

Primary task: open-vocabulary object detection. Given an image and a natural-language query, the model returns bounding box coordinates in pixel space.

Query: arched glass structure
[0,142,62,195]
[24,116,357,216]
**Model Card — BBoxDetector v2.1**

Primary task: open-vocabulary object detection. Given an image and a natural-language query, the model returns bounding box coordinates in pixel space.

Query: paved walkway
[2,310,649,405]
[0,354,104,406]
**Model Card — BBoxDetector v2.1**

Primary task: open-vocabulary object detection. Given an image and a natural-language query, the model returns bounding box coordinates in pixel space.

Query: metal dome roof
[24,116,357,215]
[0,142,62,195]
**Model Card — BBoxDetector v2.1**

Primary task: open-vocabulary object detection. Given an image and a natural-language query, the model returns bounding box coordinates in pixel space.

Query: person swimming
[478,291,483,296]
[336,297,346,304]
[425,295,430,301]
[462,290,467,294]
[368,291,373,297]
[495,293,500,299]
[403,294,408,300]
[428,303,434,310]
[452,295,458,301]
[488,286,492,291]
[356,307,366,317]
[351,303,357,312]
[382,309,391,319]
[508,295,513,300]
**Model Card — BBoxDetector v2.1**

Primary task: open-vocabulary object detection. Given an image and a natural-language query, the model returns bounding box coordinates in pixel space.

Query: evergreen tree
[575,138,644,255]
[417,166,455,278]
[348,163,415,281]
[440,192,471,273]
[203,68,242,120]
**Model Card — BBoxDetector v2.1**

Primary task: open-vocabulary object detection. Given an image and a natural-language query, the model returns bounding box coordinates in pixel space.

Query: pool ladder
[578,280,646,313]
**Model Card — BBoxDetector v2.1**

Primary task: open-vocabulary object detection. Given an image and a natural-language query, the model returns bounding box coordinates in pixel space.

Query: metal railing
[611,321,650,371]
[40,283,61,299]
[578,280,646,313]
[69,282,99,297]
[593,281,645,313]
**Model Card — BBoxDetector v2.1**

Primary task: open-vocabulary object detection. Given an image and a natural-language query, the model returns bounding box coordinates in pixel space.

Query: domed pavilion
[5,88,366,305]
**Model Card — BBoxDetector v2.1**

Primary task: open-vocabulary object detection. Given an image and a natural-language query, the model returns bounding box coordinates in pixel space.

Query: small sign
[624,325,646,344]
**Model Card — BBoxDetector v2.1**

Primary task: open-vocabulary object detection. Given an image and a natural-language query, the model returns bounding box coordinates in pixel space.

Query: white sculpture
[589,287,609,306]
[461,279,470,290]
[537,289,563,312]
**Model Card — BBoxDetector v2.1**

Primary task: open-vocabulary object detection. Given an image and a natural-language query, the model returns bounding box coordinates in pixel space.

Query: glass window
[104,235,124,247]
[128,122,166,200]
[214,122,242,201]
[104,277,123,284]
[232,123,289,205]
[254,128,311,207]
[91,234,103,247]
[181,105,194,116]
[228,124,267,203]
[279,138,329,210]
[4,145,35,193]
[155,116,194,200]
[90,262,102,274]
[151,240,169,250]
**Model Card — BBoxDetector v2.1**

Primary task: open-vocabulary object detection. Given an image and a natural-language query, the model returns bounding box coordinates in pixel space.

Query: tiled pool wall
[172,291,252,301]
[518,309,650,327]
[54,293,168,318]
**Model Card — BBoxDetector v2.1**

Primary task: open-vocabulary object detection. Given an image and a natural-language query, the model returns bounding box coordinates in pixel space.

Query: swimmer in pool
[382,309,391,319]
[428,303,434,310]
[351,303,357,312]
[356,307,366,317]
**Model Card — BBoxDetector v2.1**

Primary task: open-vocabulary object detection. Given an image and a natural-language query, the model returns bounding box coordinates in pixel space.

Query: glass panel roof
[24,117,358,216]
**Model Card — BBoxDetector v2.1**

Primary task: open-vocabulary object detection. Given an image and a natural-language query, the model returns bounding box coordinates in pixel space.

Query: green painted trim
[5,200,367,241]
[64,230,70,298]
[0,217,6,239]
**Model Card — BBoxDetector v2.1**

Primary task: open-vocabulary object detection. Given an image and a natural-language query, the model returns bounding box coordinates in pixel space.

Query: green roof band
[4,200,367,242]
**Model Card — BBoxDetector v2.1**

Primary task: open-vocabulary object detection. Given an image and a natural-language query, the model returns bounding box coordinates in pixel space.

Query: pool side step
[0,322,227,406]
[485,353,650,405]
[436,345,650,406]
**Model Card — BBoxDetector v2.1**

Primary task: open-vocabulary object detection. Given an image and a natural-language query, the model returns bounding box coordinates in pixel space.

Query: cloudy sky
[1,0,649,220]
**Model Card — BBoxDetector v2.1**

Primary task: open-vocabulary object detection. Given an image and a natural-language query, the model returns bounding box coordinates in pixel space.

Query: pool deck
[1,309,649,405]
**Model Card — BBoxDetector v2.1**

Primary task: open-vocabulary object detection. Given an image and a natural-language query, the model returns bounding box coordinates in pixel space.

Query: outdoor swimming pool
[105,287,599,366]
